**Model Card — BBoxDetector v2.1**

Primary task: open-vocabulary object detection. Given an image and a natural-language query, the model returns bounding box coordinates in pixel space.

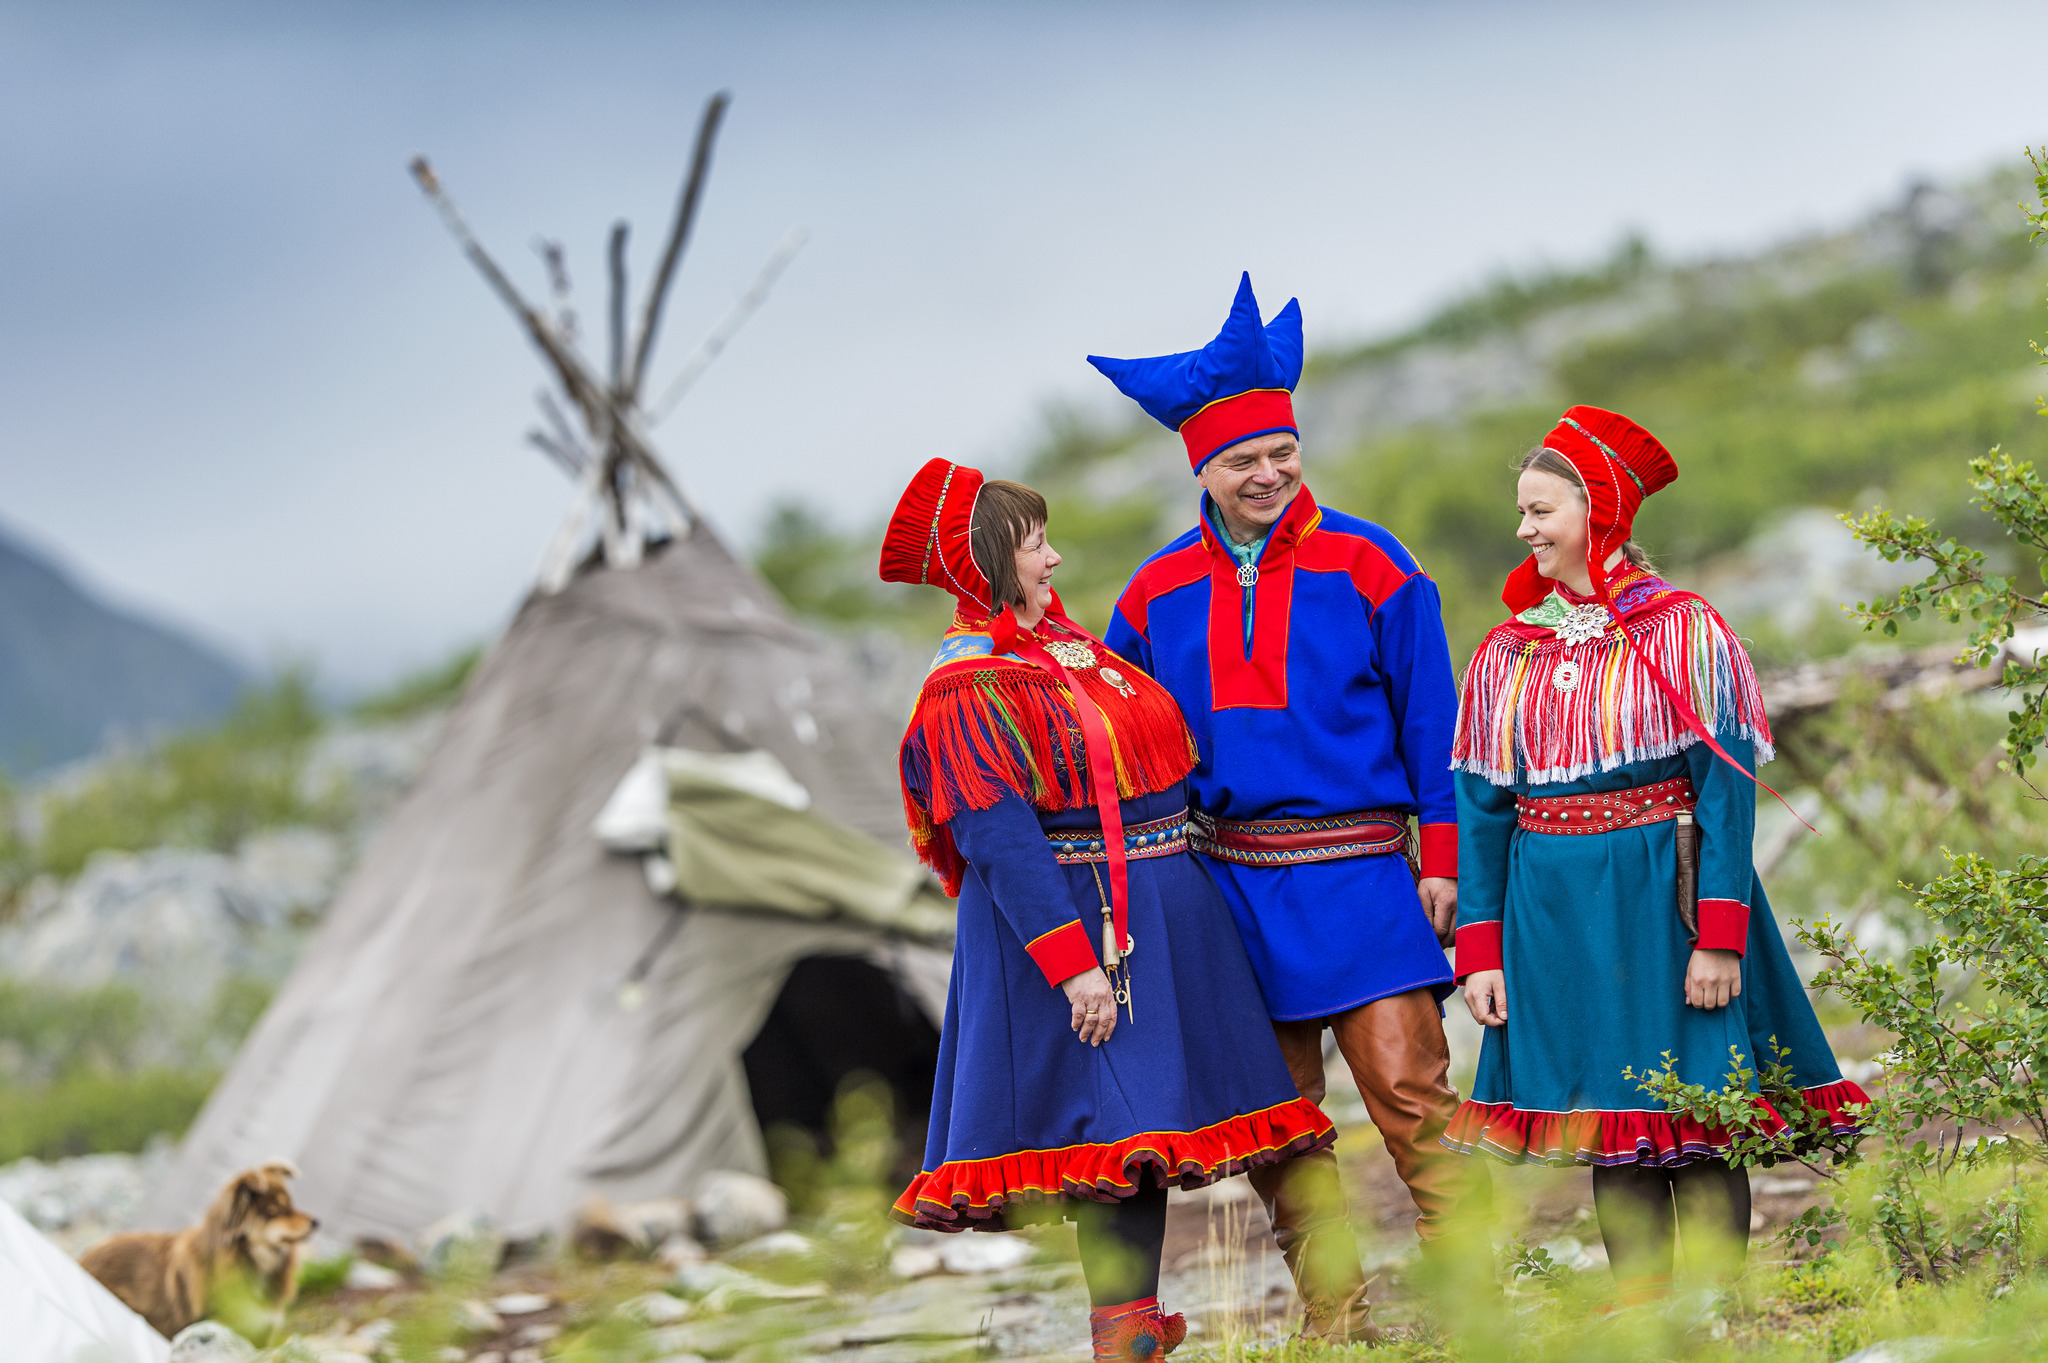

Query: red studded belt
[1189,809,1413,867]
[1515,776,1695,835]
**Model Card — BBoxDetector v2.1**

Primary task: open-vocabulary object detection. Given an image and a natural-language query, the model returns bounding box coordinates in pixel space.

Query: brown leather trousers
[1247,987,1492,1339]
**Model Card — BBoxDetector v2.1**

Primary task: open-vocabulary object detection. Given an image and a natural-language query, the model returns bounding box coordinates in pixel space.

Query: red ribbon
[1010,613,1129,957]
[1598,579,1816,835]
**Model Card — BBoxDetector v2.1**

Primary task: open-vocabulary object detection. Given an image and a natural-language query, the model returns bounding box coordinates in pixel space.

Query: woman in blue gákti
[1443,407,1869,1305]
[879,458,1333,1361]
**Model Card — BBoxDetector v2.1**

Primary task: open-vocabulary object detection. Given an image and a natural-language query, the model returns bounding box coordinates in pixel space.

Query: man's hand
[1684,948,1743,1010]
[1463,969,1507,1027]
[1417,877,1458,946]
[1060,967,1118,1046]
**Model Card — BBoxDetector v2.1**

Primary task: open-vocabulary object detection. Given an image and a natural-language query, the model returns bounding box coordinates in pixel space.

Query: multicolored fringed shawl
[1451,568,1774,787]
[900,608,1198,896]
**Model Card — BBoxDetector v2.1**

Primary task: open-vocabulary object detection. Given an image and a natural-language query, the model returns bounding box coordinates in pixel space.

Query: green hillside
[762,168,2048,670]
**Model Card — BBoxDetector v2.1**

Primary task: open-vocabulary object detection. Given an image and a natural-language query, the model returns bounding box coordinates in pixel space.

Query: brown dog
[80,1160,318,1340]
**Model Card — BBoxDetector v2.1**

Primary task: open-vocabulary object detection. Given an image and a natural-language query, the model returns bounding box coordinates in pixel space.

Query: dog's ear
[257,1158,300,1182]
[226,1171,266,1233]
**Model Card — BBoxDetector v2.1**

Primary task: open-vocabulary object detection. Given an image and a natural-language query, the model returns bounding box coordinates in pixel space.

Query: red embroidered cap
[879,457,995,612]
[1502,406,1678,613]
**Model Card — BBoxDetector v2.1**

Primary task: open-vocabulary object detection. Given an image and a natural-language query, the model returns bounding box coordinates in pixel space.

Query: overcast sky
[2,0,2044,691]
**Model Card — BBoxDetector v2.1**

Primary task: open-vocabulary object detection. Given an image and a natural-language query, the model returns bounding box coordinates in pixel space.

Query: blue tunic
[1104,486,1459,1020]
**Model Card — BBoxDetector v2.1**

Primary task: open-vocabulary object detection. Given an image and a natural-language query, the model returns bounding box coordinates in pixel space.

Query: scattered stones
[0,830,344,1009]
[455,1299,505,1334]
[1537,1236,1601,1272]
[673,1260,826,1309]
[692,1171,787,1248]
[890,1245,943,1279]
[1755,1175,1818,1196]
[489,1291,552,1316]
[573,1195,692,1260]
[351,1234,419,1274]
[515,1323,561,1345]
[417,1209,504,1276]
[938,1234,1032,1276]
[657,1234,709,1270]
[169,1322,258,1362]
[341,1257,403,1291]
[0,1143,174,1250]
[1836,1338,1963,1363]
[620,1291,692,1325]
[725,1230,819,1264]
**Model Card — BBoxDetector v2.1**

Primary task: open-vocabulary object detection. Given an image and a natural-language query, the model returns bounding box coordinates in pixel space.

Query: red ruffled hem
[893,1097,1335,1231]
[1440,1080,1869,1168]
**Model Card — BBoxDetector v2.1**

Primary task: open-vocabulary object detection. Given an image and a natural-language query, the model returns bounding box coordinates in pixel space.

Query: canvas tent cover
[0,1198,169,1363]
[145,529,951,1243]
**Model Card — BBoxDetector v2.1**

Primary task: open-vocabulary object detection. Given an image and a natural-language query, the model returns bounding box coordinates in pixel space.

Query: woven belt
[1046,810,1190,865]
[1515,775,1695,835]
[1189,809,1412,867]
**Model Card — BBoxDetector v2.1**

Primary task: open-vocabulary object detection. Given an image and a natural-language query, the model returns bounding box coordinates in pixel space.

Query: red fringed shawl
[901,612,1198,896]
[1452,571,1774,787]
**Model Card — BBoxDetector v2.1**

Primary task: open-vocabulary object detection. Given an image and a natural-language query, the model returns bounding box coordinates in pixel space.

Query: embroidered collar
[1518,565,1671,629]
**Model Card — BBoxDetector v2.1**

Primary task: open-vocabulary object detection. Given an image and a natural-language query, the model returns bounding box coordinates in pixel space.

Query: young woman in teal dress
[1442,407,1868,1305]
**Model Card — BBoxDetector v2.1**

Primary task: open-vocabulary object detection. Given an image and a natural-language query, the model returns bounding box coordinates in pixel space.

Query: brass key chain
[1090,863,1134,1023]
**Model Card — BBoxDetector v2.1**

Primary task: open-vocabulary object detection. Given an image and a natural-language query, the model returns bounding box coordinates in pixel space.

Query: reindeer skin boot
[1089,1297,1187,1361]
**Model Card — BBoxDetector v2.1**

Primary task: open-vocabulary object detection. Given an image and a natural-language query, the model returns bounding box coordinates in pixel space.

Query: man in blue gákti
[1096,274,1491,1341]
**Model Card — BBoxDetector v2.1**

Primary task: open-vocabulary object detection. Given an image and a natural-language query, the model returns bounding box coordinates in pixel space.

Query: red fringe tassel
[892,1097,1335,1231]
[901,657,1197,896]
[1441,1080,1870,1168]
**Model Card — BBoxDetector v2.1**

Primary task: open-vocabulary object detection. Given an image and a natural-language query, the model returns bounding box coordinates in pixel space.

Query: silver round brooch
[1553,659,1581,693]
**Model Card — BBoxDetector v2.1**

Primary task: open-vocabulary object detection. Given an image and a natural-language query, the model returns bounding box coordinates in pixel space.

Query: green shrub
[351,645,482,723]
[31,671,331,879]
[0,1068,215,1162]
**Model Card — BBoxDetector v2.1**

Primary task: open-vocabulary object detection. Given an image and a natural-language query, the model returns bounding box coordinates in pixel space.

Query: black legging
[1070,1169,1169,1307]
[1591,1161,1750,1302]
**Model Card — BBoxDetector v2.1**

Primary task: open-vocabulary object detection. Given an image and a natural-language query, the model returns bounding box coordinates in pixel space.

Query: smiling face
[1516,467,1592,591]
[1013,522,1060,619]
[1197,431,1302,542]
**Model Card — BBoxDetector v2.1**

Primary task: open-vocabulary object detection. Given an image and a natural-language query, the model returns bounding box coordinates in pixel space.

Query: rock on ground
[169,1321,257,1362]
[693,1171,787,1248]
[0,828,343,1008]
[0,1144,174,1253]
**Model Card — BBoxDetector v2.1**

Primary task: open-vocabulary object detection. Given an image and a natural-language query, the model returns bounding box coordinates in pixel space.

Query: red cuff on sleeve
[1453,921,1502,981]
[1695,898,1751,954]
[1418,822,1457,879]
[1025,920,1101,987]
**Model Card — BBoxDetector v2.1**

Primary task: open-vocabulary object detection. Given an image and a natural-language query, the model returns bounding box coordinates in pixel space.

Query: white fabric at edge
[0,1198,169,1362]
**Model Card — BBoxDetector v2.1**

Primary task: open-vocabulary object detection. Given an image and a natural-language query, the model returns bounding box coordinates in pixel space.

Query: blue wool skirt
[896,786,1333,1229]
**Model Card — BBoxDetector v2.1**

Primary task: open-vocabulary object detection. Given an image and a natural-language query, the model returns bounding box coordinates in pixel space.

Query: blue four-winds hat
[1088,272,1304,472]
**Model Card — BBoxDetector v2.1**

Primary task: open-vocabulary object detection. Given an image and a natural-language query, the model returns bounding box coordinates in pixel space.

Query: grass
[0,975,273,1160]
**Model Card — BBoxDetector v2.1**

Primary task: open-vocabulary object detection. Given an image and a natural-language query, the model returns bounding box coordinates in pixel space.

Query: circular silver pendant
[1236,563,1259,588]
[1099,665,1133,694]
[1552,659,1581,693]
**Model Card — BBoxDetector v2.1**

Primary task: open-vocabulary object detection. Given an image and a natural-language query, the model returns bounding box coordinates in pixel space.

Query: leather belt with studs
[1515,776,1696,835]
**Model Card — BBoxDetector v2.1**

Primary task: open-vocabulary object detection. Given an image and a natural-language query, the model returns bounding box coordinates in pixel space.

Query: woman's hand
[1060,967,1118,1046]
[1463,970,1507,1027]
[1684,948,1743,1010]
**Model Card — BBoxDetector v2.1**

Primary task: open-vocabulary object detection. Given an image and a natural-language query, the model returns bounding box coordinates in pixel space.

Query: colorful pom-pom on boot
[1089,1297,1186,1361]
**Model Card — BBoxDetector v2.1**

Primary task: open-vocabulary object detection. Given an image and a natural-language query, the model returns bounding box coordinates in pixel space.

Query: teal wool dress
[1442,569,1866,1166]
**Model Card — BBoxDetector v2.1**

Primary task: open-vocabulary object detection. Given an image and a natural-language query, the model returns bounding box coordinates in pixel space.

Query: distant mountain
[0,525,246,775]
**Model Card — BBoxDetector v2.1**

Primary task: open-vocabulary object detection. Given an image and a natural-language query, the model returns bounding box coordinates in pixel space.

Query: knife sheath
[1674,810,1700,945]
